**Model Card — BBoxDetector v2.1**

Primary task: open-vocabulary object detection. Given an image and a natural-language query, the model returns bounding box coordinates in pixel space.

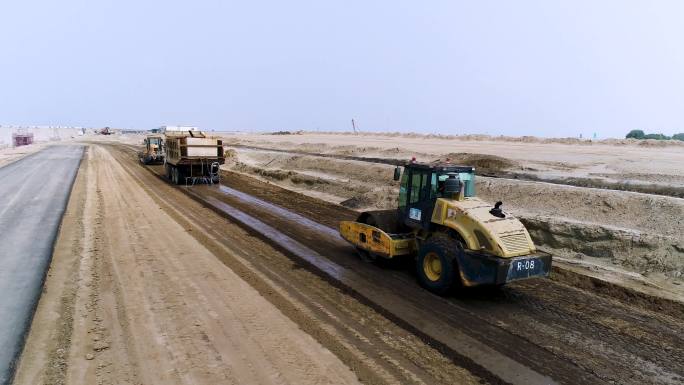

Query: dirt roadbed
[14,146,366,385]
[15,142,684,385]
[193,167,683,385]
[135,143,682,384]
[16,144,483,385]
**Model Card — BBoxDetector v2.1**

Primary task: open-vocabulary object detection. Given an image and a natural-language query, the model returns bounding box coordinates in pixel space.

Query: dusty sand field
[219,132,684,299]
[0,127,85,168]
[223,132,684,186]
[0,144,48,168]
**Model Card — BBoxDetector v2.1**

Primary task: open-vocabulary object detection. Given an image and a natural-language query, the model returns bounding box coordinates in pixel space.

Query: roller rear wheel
[416,234,462,295]
[355,247,377,263]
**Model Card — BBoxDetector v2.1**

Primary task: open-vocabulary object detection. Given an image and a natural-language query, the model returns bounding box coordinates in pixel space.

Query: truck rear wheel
[173,167,184,185]
[168,165,181,185]
[416,234,461,295]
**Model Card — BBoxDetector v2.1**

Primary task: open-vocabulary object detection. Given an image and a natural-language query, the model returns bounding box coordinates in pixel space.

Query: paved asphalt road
[0,145,83,385]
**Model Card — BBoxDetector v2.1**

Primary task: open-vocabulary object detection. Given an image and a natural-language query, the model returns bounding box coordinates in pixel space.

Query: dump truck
[339,160,552,294]
[163,130,225,185]
[138,135,165,165]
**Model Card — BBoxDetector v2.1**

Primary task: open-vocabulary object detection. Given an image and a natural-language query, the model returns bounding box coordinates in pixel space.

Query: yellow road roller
[339,161,552,294]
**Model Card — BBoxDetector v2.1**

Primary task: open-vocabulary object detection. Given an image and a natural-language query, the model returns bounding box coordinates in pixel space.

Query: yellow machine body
[430,197,536,258]
[338,161,551,292]
[339,221,416,258]
[339,196,535,259]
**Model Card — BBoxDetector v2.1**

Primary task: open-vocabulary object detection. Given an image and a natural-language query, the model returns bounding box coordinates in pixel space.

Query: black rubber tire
[171,166,179,184]
[176,167,184,185]
[355,247,377,263]
[416,233,462,295]
[357,210,401,233]
[165,164,171,180]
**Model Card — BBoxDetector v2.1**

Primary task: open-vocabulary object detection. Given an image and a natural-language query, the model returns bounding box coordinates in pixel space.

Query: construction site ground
[220,132,684,298]
[10,137,684,385]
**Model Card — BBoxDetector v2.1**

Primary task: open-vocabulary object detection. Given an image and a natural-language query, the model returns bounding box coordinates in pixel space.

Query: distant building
[159,125,198,133]
[12,129,33,147]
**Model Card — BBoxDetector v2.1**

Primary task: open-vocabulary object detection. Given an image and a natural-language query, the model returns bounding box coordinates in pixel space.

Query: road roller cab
[395,162,476,232]
[339,160,552,294]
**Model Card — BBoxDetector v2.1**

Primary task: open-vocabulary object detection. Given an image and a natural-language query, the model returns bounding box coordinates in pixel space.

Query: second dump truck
[340,160,552,294]
[163,130,225,184]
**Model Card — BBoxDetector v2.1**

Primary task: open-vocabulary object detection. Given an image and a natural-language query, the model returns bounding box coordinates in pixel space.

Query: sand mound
[523,216,684,276]
[340,188,398,210]
[440,153,520,172]
[476,177,683,237]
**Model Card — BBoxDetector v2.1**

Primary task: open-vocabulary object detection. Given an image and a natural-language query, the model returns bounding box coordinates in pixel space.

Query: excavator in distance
[339,160,552,294]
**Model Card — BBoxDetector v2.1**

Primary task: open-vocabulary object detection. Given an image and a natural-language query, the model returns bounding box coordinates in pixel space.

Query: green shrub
[643,133,671,140]
[626,129,645,139]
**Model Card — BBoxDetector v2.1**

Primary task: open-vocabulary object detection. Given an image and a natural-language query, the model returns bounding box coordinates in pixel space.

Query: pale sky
[1,0,683,138]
